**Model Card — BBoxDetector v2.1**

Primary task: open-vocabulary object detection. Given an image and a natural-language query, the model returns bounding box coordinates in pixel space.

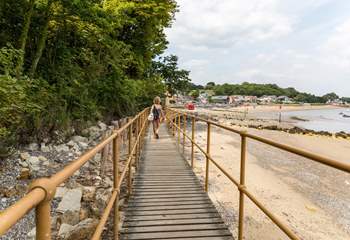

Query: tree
[152,55,191,96]
[189,89,200,100]
[0,0,178,150]
[205,82,215,89]
[322,92,339,102]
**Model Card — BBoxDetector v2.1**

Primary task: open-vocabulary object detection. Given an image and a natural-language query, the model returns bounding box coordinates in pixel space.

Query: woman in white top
[151,96,164,139]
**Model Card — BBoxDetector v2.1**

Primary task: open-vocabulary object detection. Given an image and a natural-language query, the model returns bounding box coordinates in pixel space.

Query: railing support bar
[113,136,119,240]
[205,122,211,192]
[128,118,132,196]
[183,114,186,153]
[36,201,51,240]
[238,133,247,240]
[191,117,195,168]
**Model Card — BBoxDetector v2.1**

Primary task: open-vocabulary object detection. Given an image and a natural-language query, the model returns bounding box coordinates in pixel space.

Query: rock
[38,156,49,166]
[55,144,69,152]
[18,168,30,180]
[27,143,39,151]
[72,135,88,143]
[67,140,76,147]
[79,208,89,221]
[27,227,36,240]
[57,188,82,225]
[20,152,30,160]
[55,187,68,199]
[97,121,107,131]
[27,156,41,171]
[19,160,29,167]
[92,188,111,216]
[82,186,96,202]
[77,142,88,149]
[40,143,51,152]
[83,126,100,140]
[63,218,98,240]
[58,223,74,239]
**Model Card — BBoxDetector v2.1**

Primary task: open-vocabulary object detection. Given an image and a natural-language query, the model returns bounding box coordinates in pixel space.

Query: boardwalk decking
[121,124,234,240]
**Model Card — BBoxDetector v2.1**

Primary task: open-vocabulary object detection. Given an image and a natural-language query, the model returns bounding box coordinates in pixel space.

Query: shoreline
[183,104,350,139]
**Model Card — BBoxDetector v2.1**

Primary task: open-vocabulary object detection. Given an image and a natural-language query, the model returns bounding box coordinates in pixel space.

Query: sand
[178,116,350,240]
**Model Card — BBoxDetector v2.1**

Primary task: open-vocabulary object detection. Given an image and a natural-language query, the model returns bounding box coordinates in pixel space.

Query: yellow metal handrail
[166,108,350,240]
[0,108,149,240]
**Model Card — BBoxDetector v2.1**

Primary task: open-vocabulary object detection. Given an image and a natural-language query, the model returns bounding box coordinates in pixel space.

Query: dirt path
[182,123,350,239]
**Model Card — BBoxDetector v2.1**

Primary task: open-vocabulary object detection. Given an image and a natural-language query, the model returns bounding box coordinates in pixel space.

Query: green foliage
[0,0,189,151]
[205,82,337,103]
[189,89,200,100]
[152,55,191,95]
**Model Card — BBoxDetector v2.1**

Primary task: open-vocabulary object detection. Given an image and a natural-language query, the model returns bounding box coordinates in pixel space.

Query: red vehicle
[185,102,195,110]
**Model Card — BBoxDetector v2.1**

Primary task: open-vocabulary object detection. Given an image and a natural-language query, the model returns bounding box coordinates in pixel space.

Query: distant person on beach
[151,96,164,139]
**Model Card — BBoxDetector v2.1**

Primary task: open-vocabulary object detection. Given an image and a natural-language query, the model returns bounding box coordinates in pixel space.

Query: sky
[165,0,350,97]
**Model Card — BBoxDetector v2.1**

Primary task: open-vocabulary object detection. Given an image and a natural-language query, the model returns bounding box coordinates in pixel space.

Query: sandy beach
[177,109,350,240]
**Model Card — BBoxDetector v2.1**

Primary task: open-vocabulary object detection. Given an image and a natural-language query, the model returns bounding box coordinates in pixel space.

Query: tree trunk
[15,0,36,77]
[29,0,53,77]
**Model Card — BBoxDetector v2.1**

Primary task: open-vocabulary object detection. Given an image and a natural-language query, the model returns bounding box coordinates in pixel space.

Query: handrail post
[177,114,181,147]
[30,178,56,240]
[238,132,247,240]
[205,122,211,192]
[113,134,120,240]
[36,201,51,240]
[191,117,195,168]
[172,112,175,136]
[128,118,132,196]
[183,114,186,153]
[135,117,139,168]
[138,116,141,164]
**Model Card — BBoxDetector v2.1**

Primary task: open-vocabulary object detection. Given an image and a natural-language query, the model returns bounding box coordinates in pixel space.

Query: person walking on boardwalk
[151,96,164,139]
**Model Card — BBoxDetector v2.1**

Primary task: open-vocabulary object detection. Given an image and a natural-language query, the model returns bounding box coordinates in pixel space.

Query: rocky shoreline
[0,118,132,240]
[191,111,350,140]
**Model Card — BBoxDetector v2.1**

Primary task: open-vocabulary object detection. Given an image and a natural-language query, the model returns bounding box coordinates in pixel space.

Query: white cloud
[322,19,350,68]
[167,0,295,50]
[165,0,350,96]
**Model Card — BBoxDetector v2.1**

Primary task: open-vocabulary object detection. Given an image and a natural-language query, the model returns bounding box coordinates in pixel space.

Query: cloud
[165,0,350,96]
[167,0,295,50]
[322,19,350,68]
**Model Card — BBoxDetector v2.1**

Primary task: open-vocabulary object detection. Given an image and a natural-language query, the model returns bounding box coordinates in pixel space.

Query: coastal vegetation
[191,82,349,104]
[0,0,190,151]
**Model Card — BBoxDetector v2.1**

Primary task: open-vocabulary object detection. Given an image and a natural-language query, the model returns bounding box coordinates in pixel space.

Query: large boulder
[82,126,101,140]
[62,218,98,240]
[71,135,88,143]
[97,121,107,131]
[57,188,82,225]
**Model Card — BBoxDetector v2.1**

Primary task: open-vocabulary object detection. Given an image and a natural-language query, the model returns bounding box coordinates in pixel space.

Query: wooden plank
[128,200,212,207]
[120,229,232,239]
[122,223,229,233]
[126,204,214,212]
[128,196,211,203]
[123,217,224,227]
[124,212,222,222]
[125,208,219,216]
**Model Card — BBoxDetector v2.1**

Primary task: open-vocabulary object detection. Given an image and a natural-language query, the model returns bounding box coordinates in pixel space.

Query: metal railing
[166,108,350,240]
[0,108,149,240]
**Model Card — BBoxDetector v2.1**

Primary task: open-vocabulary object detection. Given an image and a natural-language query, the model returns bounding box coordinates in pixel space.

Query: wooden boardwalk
[121,124,234,240]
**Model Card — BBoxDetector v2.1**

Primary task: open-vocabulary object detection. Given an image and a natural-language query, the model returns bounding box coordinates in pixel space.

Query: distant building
[258,95,277,104]
[277,96,293,103]
[211,95,229,104]
[228,95,257,104]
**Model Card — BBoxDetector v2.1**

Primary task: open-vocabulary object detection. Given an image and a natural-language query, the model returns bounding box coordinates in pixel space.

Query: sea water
[283,108,350,133]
